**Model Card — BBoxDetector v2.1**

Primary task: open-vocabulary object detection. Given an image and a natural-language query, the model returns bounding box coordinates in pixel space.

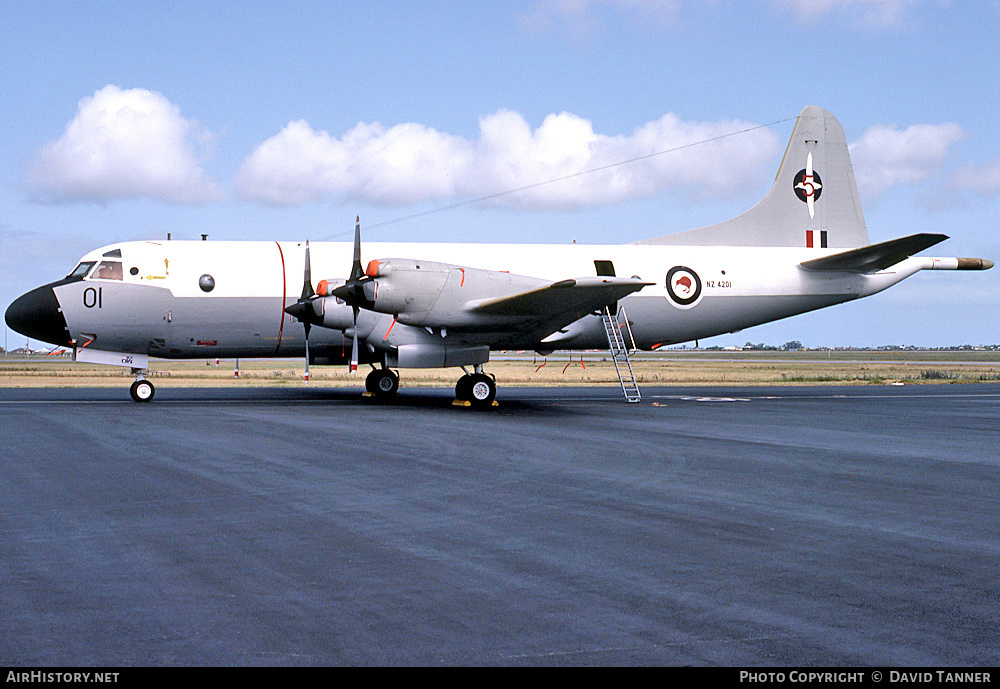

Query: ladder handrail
[618,304,638,353]
[603,306,641,403]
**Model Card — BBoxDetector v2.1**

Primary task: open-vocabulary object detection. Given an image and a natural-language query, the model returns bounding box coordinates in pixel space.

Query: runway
[1,384,998,666]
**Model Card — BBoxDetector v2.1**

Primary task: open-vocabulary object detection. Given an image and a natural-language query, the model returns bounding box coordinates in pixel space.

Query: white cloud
[849,122,965,196]
[524,0,926,34]
[951,159,1000,197]
[235,110,780,210]
[772,0,922,29]
[27,85,223,204]
[234,119,473,207]
[518,0,686,37]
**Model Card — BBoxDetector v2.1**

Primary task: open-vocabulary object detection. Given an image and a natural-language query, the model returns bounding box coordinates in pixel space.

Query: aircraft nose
[5,283,73,348]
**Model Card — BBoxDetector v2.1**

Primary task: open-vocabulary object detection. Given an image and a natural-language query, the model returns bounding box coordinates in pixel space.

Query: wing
[470,276,651,335]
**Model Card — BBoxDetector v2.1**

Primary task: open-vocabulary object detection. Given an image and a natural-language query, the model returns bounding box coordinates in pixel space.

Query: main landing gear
[454,366,497,409]
[365,364,498,408]
[365,367,400,399]
[129,369,155,402]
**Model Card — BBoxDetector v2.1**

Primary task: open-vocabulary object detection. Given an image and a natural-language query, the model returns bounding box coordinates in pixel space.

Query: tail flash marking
[806,230,828,248]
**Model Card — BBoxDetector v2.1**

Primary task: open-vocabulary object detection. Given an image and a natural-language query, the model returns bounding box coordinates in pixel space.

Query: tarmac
[1,383,998,666]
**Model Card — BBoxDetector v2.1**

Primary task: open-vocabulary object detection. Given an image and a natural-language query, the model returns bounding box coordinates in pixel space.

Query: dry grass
[2,351,998,389]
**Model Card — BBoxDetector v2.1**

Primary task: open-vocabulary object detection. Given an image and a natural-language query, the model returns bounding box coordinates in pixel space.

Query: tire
[455,375,473,401]
[130,379,155,403]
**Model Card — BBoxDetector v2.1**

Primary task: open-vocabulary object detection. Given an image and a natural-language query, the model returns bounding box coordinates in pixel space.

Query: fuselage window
[68,261,96,279]
[93,261,123,280]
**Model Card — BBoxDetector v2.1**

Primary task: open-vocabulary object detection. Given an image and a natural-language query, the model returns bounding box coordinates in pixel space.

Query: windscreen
[67,261,96,279]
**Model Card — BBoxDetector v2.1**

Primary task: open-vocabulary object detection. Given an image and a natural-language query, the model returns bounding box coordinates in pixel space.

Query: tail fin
[637,106,869,249]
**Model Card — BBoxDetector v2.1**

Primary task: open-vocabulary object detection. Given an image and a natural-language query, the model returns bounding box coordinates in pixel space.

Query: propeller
[286,219,374,376]
[284,240,320,381]
[330,217,376,372]
[331,218,377,307]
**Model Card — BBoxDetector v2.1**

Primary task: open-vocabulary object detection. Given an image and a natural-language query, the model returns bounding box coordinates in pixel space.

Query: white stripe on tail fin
[637,106,869,249]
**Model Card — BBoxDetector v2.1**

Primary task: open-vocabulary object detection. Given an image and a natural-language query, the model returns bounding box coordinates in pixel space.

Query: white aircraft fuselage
[27,239,943,358]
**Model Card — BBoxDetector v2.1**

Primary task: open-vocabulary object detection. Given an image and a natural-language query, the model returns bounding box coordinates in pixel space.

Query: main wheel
[130,379,155,403]
[369,369,399,399]
[467,373,496,408]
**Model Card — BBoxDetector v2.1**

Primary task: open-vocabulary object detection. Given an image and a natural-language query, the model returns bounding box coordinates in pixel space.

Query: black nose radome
[5,283,73,348]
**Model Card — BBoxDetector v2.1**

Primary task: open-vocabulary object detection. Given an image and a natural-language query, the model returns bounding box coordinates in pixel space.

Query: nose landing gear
[129,369,155,402]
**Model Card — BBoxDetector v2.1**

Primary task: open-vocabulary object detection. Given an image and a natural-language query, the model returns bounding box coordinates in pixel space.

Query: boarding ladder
[602,305,641,403]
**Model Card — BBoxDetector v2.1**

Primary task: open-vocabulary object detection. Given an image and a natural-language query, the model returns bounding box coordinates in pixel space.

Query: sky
[2,0,998,350]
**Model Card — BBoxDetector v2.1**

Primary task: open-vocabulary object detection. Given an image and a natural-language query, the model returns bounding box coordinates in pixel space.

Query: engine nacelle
[363,258,453,320]
[354,258,546,328]
[312,278,354,329]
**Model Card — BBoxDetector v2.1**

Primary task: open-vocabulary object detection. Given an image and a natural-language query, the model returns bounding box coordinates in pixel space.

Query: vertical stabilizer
[637,106,869,248]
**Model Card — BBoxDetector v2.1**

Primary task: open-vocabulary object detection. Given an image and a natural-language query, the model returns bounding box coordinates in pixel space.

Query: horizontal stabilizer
[474,276,651,318]
[799,233,948,273]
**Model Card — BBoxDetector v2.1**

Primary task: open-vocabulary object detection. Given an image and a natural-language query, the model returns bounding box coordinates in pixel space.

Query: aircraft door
[594,260,618,315]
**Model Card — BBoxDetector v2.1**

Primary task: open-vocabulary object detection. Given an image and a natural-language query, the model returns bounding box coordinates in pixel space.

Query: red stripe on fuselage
[275,242,287,354]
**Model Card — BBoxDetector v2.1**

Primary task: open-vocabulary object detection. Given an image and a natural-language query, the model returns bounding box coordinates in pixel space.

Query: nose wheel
[129,373,155,403]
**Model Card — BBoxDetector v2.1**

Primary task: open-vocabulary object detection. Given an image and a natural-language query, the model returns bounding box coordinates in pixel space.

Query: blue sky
[3,0,998,350]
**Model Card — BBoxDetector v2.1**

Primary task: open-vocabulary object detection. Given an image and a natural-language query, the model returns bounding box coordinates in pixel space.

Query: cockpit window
[68,261,96,279]
[92,261,123,280]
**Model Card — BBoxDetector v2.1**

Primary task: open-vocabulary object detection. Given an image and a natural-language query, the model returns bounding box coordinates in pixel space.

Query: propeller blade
[350,331,359,372]
[304,325,311,382]
[350,305,359,372]
[301,240,315,300]
[349,217,364,282]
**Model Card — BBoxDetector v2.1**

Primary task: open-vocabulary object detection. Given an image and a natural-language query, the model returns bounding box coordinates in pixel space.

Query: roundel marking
[793,168,823,204]
[666,266,702,307]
